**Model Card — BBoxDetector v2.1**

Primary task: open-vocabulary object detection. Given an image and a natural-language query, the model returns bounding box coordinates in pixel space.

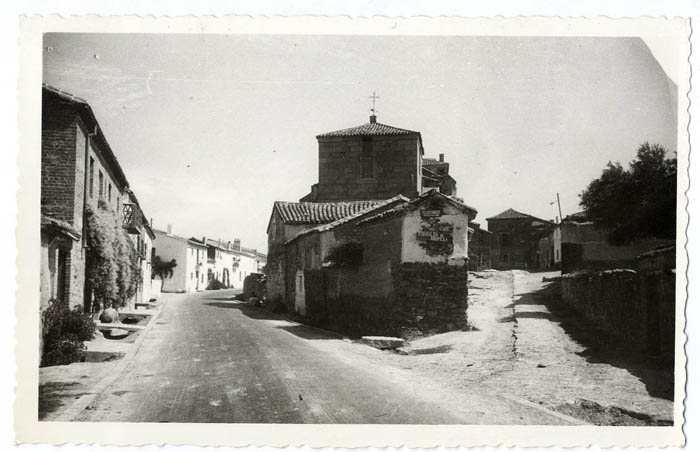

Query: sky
[43,34,679,252]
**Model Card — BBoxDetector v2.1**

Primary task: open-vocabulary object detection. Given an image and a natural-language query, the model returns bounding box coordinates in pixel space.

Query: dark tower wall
[315,134,421,201]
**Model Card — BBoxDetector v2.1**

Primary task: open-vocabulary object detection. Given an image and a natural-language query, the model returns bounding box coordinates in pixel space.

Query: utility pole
[556,192,563,223]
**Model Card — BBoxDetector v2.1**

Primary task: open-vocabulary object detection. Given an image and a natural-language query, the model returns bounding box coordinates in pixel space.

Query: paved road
[76,289,570,424]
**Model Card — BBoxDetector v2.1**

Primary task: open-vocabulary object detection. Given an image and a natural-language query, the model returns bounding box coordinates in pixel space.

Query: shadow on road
[203,301,284,320]
[276,324,344,341]
[514,281,674,401]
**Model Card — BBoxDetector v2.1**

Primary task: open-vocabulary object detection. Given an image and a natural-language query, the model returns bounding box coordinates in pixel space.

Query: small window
[360,137,374,178]
[108,183,112,202]
[502,253,510,263]
[89,157,95,198]
[98,170,104,199]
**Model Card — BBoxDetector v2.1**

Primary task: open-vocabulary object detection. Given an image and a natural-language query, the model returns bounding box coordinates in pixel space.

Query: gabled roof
[271,200,384,226]
[286,195,409,244]
[357,189,477,226]
[486,208,551,223]
[317,121,419,138]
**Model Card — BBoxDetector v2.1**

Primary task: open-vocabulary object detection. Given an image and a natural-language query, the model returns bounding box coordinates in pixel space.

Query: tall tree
[580,142,677,244]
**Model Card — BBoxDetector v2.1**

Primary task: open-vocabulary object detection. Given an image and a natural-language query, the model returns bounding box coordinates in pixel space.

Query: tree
[580,142,677,244]
[152,256,177,280]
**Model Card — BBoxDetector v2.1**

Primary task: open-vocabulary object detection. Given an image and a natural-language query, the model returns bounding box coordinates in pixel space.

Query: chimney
[369,114,377,124]
[227,240,232,250]
[439,153,444,162]
[166,224,173,236]
[202,236,207,246]
[234,238,241,250]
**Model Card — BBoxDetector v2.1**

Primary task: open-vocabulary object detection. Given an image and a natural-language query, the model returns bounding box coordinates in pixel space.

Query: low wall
[303,262,469,338]
[561,246,675,358]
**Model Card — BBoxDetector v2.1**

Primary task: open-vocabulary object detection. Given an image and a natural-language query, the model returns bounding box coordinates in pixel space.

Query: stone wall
[561,246,675,358]
[302,262,468,338]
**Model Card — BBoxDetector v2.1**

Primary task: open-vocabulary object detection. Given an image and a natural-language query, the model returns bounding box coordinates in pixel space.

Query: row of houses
[40,84,156,313]
[40,84,267,318]
[152,225,266,293]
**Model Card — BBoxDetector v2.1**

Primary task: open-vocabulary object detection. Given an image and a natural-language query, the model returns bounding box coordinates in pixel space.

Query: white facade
[153,230,207,293]
[204,239,267,289]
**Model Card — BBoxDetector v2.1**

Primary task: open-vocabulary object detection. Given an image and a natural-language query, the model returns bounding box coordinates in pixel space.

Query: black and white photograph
[15,15,690,448]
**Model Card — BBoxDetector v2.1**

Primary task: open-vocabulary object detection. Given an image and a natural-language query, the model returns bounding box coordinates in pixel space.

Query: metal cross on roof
[369,91,380,114]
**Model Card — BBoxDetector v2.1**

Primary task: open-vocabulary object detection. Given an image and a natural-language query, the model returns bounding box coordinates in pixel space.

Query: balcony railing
[122,202,142,235]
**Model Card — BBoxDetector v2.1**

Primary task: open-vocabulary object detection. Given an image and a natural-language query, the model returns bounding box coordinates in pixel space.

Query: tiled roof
[357,189,477,226]
[422,158,448,167]
[317,121,419,138]
[273,200,384,225]
[486,208,551,223]
[287,195,409,244]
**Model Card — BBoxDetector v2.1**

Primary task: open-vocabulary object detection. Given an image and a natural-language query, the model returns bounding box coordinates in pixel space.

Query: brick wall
[41,103,79,225]
[316,135,420,201]
[561,247,676,358]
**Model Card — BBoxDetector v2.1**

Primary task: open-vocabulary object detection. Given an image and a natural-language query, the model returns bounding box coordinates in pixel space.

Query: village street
[72,287,575,424]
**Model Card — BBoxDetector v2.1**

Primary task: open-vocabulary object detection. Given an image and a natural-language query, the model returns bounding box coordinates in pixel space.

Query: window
[360,137,374,178]
[556,249,559,261]
[89,157,94,198]
[108,183,112,202]
[502,253,510,263]
[98,170,104,199]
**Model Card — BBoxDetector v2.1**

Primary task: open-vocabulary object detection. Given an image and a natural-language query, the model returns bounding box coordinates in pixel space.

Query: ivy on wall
[324,240,364,268]
[85,200,141,311]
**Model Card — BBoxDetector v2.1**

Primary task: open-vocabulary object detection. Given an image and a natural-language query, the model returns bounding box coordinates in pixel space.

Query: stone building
[538,225,562,270]
[467,221,492,270]
[40,84,154,311]
[266,199,385,303]
[560,215,674,273]
[486,208,555,270]
[300,114,456,202]
[283,190,477,337]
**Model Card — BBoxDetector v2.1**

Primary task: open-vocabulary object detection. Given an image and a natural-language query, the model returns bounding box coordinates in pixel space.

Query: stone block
[361,336,405,350]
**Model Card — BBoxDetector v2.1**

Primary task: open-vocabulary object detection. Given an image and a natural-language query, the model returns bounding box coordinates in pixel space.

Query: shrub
[207,278,225,290]
[41,299,96,367]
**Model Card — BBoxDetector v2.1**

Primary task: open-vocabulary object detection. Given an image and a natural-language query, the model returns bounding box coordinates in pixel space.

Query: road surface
[76,289,571,424]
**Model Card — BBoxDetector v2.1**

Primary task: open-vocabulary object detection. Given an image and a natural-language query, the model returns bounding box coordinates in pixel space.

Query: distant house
[560,213,674,273]
[422,154,457,196]
[203,238,267,289]
[467,221,492,271]
[486,208,555,270]
[152,226,208,293]
[538,225,562,270]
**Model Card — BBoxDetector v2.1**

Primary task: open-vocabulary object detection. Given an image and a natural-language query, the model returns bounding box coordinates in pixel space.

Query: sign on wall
[416,217,454,257]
